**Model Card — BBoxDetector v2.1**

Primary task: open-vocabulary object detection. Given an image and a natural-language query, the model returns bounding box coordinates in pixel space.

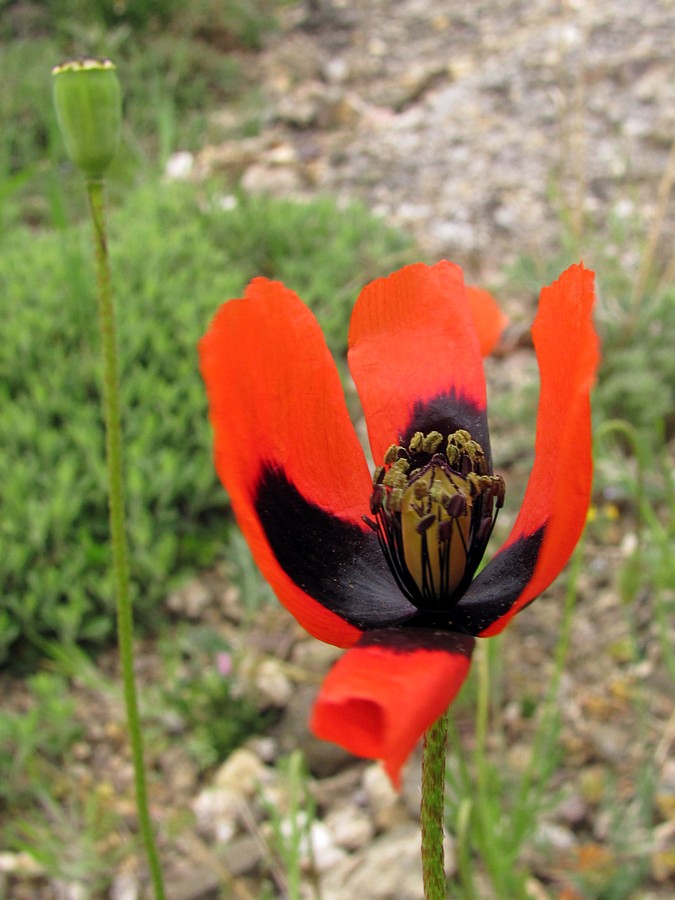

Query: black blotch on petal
[403,390,493,471]
[452,526,546,635]
[254,464,417,630]
[358,627,475,658]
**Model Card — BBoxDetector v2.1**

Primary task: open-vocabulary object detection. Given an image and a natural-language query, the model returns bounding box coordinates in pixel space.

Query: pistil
[365,430,505,610]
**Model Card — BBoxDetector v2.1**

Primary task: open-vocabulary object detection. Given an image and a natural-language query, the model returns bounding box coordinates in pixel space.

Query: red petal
[200,278,371,647]
[478,263,599,636]
[310,630,474,788]
[467,286,509,356]
[348,261,488,463]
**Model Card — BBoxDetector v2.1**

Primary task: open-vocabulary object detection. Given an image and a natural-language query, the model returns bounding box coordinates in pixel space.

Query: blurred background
[1,1,673,897]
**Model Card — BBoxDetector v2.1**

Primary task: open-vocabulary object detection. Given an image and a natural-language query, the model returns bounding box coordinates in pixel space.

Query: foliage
[0,671,82,809]
[1,0,283,46]
[7,787,128,896]
[506,215,675,439]
[0,0,284,231]
[159,625,276,771]
[594,420,675,684]
[262,751,317,900]
[594,282,675,435]
[2,696,130,897]
[0,181,411,666]
[446,554,579,898]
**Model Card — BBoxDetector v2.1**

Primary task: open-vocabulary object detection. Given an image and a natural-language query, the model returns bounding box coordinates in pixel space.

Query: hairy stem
[86,178,165,899]
[421,710,449,899]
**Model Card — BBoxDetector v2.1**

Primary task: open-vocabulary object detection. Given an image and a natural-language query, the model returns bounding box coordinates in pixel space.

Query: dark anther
[443,493,467,518]
[415,513,436,534]
[370,483,385,514]
[475,517,494,545]
[438,519,454,542]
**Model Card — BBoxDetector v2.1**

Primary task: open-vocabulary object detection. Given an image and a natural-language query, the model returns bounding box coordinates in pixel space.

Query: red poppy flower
[199,261,598,787]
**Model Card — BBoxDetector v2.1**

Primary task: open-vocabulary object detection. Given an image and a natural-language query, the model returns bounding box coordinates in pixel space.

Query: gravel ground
[198,0,674,281]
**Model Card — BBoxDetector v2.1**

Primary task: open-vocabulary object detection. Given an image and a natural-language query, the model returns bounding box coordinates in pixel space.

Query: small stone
[219,584,243,622]
[323,56,349,84]
[266,142,297,166]
[535,821,577,853]
[400,747,423,819]
[362,763,407,831]
[253,658,294,708]
[290,640,342,673]
[164,150,194,181]
[0,851,44,876]
[214,747,267,796]
[165,579,210,619]
[165,866,219,900]
[241,163,303,196]
[275,81,324,128]
[555,793,588,828]
[72,741,91,761]
[198,136,267,178]
[524,877,551,900]
[192,786,241,844]
[325,803,375,850]
[309,820,348,871]
[592,809,613,842]
[110,871,140,900]
[311,766,365,807]
[507,742,532,772]
[159,709,186,735]
[222,834,264,877]
[588,724,626,764]
[160,746,198,795]
[104,720,126,744]
[367,37,387,57]
[321,823,427,899]
[52,881,88,900]
[660,758,675,785]
[246,735,278,764]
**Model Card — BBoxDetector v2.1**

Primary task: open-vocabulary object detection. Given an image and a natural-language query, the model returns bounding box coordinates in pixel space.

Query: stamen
[366,428,505,611]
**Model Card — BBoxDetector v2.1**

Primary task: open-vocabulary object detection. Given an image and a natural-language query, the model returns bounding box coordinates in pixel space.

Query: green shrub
[0,181,412,666]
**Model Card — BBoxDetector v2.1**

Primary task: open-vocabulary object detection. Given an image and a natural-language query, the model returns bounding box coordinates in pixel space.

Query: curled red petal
[310,630,474,788]
[467,285,509,356]
[462,263,599,637]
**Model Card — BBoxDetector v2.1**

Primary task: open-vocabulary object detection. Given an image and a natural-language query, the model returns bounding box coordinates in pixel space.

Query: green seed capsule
[52,58,122,180]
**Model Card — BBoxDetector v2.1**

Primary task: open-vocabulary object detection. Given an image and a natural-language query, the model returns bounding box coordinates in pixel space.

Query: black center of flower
[364,430,505,611]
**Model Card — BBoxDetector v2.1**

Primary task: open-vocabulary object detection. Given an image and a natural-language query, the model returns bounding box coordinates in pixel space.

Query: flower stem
[86,178,166,899]
[421,710,449,899]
